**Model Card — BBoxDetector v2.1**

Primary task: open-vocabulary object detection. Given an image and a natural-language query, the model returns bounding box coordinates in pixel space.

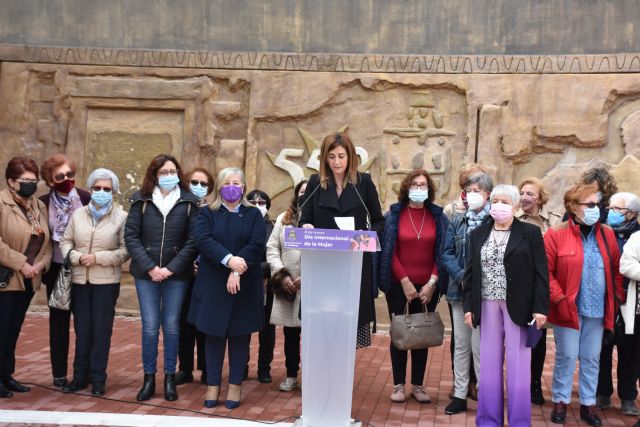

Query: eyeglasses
[251,199,267,206]
[92,186,112,193]
[579,202,599,209]
[410,183,428,190]
[607,206,629,214]
[158,169,179,177]
[17,178,38,184]
[190,180,208,187]
[54,171,75,182]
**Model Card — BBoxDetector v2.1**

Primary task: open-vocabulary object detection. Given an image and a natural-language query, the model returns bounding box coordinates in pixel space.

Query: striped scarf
[9,188,44,235]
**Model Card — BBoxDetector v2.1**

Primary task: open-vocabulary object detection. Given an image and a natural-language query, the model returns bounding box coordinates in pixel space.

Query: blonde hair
[209,167,253,211]
[519,177,549,206]
[318,132,359,189]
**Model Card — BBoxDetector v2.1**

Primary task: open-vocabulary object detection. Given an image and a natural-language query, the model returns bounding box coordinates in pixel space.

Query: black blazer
[299,172,384,326]
[462,217,549,327]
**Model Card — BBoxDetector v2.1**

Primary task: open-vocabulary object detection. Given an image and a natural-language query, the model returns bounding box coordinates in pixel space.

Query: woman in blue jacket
[188,167,266,409]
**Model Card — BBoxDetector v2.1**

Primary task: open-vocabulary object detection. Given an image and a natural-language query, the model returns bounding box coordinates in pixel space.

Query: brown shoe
[467,382,478,401]
[551,402,568,424]
[390,384,405,403]
[411,385,431,403]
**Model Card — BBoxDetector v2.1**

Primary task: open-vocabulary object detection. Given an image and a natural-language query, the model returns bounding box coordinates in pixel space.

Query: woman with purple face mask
[515,177,561,406]
[463,184,549,427]
[187,167,267,410]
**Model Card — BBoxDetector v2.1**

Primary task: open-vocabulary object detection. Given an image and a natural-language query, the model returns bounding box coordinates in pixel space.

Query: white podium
[283,227,377,427]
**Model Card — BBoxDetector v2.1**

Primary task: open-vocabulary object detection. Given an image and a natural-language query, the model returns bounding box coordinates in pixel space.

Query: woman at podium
[299,131,384,348]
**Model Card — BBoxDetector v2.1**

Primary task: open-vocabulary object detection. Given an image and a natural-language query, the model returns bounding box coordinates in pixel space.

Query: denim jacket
[441,212,469,302]
[379,202,449,294]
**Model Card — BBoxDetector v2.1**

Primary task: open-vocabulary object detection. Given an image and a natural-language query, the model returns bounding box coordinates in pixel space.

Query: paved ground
[0,312,638,426]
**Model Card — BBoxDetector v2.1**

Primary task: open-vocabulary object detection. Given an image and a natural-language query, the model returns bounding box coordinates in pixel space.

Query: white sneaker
[279,377,299,391]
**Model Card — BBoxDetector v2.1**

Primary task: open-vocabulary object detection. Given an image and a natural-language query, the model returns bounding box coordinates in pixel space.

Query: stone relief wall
[2,46,640,312]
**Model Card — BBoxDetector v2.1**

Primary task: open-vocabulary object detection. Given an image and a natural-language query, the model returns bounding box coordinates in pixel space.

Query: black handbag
[0,265,13,288]
[599,227,624,346]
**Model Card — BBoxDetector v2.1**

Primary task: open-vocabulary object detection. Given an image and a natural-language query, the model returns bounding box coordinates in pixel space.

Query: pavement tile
[1,313,639,426]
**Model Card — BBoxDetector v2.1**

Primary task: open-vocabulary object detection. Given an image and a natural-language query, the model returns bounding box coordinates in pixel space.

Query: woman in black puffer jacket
[125,154,199,403]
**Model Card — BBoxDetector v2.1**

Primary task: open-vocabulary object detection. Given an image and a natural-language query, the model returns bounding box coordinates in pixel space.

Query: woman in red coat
[544,183,624,427]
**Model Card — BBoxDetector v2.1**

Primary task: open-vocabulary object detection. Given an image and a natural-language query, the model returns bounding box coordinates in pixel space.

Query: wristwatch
[427,278,437,288]
[233,271,239,277]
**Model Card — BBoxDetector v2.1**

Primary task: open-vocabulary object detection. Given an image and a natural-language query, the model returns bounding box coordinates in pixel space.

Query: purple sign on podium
[283,228,379,252]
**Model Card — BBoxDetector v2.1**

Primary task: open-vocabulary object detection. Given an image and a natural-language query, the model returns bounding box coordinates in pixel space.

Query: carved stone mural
[2,46,640,312]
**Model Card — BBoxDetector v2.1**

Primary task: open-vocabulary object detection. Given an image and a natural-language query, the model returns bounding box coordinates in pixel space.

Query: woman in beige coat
[59,168,129,396]
[0,157,52,399]
[266,180,306,392]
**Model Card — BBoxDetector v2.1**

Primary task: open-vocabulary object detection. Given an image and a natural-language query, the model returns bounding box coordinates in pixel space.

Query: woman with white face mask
[379,169,450,404]
[545,183,625,426]
[463,184,549,427]
[441,172,493,415]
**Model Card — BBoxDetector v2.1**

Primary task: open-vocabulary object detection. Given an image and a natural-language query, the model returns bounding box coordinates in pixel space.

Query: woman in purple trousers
[463,185,549,426]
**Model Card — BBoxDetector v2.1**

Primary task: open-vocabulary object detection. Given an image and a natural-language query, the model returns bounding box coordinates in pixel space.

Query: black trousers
[531,328,548,385]
[597,312,640,400]
[71,283,119,383]
[386,282,439,386]
[283,326,301,378]
[248,289,275,374]
[43,262,72,379]
[0,282,34,378]
[178,278,205,374]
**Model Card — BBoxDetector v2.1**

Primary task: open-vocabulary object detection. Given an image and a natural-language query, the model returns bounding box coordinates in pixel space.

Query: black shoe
[258,371,272,384]
[2,376,30,393]
[0,382,13,398]
[175,371,193,385]
[580,404,602,427]
[531,381,545,405]
[62,379,88,393]
[91,382,106,396]
[551,402,567,424]
[445,397,467,415]
[53,377,68,388]
[164,374,178,401]
[136,374,155,401]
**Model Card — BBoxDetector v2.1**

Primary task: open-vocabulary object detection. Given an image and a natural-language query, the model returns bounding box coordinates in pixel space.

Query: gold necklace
[407,207,426,239]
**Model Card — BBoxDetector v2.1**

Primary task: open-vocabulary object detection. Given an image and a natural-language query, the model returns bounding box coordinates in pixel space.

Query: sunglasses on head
[190,180,208,187]
[92,186,112,193]
[54,171,75,182]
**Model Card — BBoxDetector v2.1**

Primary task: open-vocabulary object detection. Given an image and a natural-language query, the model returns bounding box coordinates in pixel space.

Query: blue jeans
[552,316,604,405]
[135,279,188,374]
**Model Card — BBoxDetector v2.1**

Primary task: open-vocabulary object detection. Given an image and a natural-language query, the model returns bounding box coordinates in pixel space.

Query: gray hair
[86,168,120,193]
[209,167,253,211]
[611,192,640,213]
[490,184,520,206]
[464,173,494,193]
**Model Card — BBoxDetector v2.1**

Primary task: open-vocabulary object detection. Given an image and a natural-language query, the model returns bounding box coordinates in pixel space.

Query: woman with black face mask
[39,154,91,388]
[0,157,52,398]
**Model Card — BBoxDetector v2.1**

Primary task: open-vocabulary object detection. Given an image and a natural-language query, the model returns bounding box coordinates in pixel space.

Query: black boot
[164,374,178,401]
[136,374,155,402]
[0,382,13,398]
[531,380,545,405]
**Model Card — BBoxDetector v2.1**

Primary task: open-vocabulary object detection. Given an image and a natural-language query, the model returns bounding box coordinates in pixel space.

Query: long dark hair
[139,154,187,197]
[283,179,308,225]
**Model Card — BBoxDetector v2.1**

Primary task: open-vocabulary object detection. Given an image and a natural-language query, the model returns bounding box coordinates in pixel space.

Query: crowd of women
[1,133,640,426]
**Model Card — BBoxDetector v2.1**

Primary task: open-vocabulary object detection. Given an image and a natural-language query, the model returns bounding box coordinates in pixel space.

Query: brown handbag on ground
[390,301,445,350]
[48,251,72,310]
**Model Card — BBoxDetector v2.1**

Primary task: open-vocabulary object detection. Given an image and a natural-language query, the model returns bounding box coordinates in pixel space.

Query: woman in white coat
[265,180,307,392]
